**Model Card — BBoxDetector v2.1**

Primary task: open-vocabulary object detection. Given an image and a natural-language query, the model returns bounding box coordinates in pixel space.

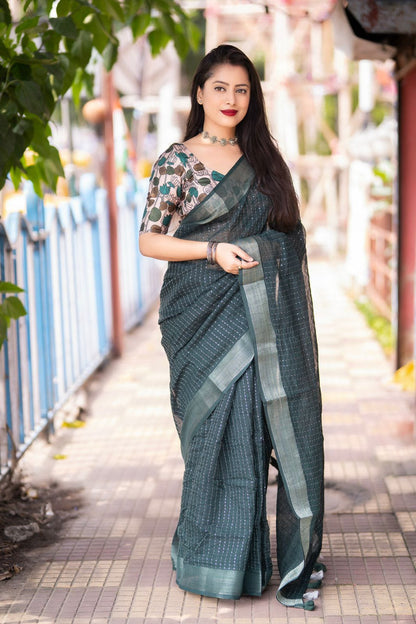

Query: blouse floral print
[140,143,223,236]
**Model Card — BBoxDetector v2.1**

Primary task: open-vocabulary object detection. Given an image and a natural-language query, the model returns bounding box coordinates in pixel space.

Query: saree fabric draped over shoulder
[158,157,324,609]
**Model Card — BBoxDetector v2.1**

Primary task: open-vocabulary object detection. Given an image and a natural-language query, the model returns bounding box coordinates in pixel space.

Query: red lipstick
[221,110,237,116]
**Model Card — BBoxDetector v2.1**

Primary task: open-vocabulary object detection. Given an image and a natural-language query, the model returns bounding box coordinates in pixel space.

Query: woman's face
[197,63,250,135]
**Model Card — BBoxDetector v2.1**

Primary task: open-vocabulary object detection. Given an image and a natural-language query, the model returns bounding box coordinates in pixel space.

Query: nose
[226,91,236,105]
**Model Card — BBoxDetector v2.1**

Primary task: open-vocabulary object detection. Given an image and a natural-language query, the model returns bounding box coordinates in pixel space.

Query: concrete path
[0,260,415,624]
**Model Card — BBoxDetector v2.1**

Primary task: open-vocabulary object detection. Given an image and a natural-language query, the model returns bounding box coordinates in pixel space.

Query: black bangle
[207,241,214,264]
[207,241,218,265]
[211,242,218,265]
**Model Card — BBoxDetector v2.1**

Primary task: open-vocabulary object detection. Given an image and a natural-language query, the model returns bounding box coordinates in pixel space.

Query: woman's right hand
[215,243,259,275]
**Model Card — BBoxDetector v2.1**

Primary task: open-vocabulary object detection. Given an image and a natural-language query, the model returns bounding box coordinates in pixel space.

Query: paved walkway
[1,260,416,624]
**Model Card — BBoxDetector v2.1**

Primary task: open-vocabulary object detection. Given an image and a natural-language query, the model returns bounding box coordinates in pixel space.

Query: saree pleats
[172,363,273,599]
[159,157,324,608]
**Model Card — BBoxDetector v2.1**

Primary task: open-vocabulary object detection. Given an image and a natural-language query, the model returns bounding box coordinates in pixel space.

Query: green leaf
[15,15,39,35]
[99,0,124,21]
[172,31,188,59]
[21,34,38,54]
[70,30,93,66]
[69,4,91,29]
[59,55,76,94]
[13,117,33,138]
[56,0,73,17]
[2,100,18,121]
[25,163,43,196]
[28,139,64,190]
[12,129,32,165]
[0,36,12,61]
[45,0,55,13]
[159,13,176,37]
[81,70,94,98]
[186,20,201,50]
[46,57,67,95]
[50,16,78,40]
[83,14,110,54]
[0,20,11,37]
[0,0,12,26]
[41,157,59,191]
[170,1,187,19]
[0,282,24,294]
[9,166,22,190]
[131,13,150,39]
[1,296,27,319]
[0,316,8,349]
[125,0,144,18]
[31,120,56,159]
[71,67,83,107]
[42,29,61,54]
[11,61,32,81]
[151,0,172,11]
[15,81,46,117]
[148,29,170,56]
[102,40,118,70]
[45,145,64,177]
[0,129,16,181]
[0,114,8,137]
[20,65,55,118]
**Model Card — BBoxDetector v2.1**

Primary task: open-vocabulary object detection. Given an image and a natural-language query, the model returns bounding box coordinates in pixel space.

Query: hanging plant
[0,0,201,196]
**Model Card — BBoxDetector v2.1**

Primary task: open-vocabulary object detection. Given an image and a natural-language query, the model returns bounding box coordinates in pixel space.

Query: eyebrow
[213,80,250,87]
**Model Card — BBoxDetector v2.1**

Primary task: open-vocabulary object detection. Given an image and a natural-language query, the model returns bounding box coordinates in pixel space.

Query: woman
[139,44,324,611]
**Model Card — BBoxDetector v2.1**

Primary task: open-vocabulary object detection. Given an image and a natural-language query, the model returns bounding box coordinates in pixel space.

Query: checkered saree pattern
[158,157,324,609]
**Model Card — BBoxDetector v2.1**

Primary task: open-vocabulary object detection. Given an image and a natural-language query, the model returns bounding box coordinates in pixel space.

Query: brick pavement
[0,260,415,624]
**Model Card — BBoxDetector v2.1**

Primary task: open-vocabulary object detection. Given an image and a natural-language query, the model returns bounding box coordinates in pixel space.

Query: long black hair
[184,45,300,233]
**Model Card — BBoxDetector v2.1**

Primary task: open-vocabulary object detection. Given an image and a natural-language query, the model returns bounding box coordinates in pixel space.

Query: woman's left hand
[215,243,259,275]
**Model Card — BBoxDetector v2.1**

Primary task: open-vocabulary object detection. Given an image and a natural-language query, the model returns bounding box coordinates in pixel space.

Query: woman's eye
[237,88,248,94]
[214,86,225,91]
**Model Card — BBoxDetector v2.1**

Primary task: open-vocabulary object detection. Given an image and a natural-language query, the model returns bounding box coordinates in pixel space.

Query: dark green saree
[159,156,324,610]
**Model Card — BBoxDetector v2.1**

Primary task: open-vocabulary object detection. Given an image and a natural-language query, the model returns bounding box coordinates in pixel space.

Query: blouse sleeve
[139,146,184,235]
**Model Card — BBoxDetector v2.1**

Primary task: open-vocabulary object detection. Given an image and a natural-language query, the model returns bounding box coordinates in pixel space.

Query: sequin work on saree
[158,157,324,609]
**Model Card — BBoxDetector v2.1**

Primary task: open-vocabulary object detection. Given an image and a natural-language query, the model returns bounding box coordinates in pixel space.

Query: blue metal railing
[0,174,162,476]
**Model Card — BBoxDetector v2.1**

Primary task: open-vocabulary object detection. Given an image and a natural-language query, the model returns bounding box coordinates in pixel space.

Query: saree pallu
[159,157,324,609]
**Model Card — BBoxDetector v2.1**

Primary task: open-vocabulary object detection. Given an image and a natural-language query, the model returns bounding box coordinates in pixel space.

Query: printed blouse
[140,143,224,236]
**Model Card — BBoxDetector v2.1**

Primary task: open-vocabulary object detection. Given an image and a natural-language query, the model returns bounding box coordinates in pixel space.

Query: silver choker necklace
[202,130,238,146]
